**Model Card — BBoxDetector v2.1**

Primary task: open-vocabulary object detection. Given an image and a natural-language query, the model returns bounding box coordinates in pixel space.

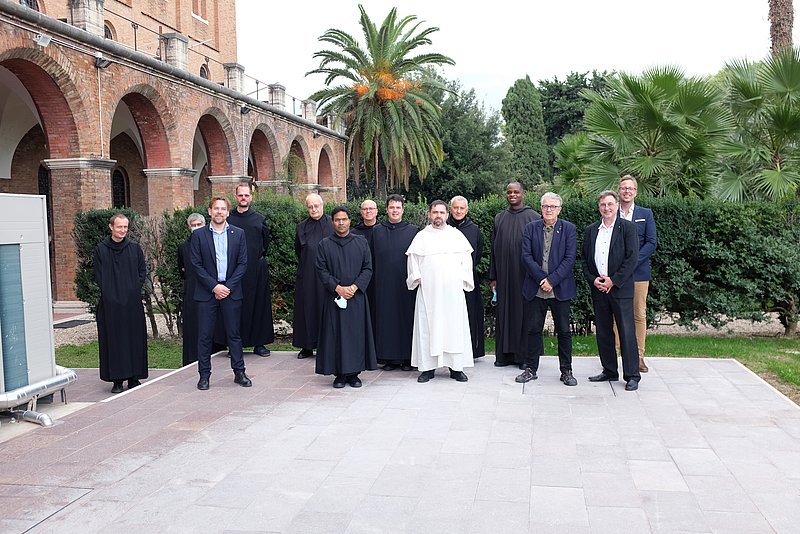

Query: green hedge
[74,196,800,336]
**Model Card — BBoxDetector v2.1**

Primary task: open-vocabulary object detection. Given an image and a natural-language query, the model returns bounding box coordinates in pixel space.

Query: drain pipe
[0,366,78,427]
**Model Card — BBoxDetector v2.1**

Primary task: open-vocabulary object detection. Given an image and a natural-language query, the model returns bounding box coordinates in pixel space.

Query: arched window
[112,169,129,208]
[20,0,40,11]
[199,64,209,79]
[104,23,114,40]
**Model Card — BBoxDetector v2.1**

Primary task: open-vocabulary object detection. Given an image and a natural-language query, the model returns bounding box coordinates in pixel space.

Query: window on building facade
[199,64,209,79]
[20,0,40,11]
[112,169,129,208]
[192,0,207,20]
[104,23,114,40]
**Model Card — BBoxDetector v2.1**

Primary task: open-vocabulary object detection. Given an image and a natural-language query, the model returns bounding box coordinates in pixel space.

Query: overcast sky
[236,0,796,112]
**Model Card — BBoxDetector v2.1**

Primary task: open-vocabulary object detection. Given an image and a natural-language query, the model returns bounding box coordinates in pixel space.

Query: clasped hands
[213,283,231,300]
[335,284,358,300]
[593,276,614,293]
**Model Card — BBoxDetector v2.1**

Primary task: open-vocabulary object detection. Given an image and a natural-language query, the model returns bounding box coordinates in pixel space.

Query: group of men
[93,175,656,394]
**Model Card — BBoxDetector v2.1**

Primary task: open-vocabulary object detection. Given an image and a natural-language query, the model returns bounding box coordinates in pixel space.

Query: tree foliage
[307,4,454,197]
[501,76,550,185]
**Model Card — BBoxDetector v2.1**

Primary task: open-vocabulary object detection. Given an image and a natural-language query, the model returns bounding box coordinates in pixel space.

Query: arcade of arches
[0,13,346,304]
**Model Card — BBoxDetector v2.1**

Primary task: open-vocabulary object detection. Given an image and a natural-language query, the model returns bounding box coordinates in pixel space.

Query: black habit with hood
[293,214,333,349]
[372,220,418,364]
[351,222,377,332]
[93,236,149,382]
[314,233,377,376]
[447,215,485,358]
[489,205,541,365]
[221,208,275,347]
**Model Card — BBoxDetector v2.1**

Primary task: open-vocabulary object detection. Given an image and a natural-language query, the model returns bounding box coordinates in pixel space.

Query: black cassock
[489,206,541,365]
[351,222,377,333]
[372,220,418,364]
[448,215,485,358]
[221,208,275,347]
[314,233,377,376]
[178,238,199,365]
[93,237,148,382]
[293,214,333,349]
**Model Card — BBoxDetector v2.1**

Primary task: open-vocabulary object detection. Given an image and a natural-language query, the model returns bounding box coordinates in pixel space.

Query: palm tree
[769,0,794,54]
[558,66,732,198]
[716,47,800,201]
[307,5,454,197]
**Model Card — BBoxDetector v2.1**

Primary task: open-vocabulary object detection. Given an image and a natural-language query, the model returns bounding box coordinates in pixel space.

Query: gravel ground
[53,313,789,348]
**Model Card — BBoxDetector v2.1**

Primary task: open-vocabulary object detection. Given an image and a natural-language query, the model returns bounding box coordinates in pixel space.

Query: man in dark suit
[582,190,641,391]
[177,212,205,365]
[191,196,251,391]
[618,175,657,372]
[518,192,578,386]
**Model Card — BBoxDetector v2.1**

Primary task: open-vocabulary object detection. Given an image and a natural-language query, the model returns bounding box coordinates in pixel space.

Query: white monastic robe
[406,225,475,372]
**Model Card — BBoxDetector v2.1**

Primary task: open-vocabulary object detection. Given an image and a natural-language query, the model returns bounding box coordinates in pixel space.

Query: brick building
[0,0,347,306]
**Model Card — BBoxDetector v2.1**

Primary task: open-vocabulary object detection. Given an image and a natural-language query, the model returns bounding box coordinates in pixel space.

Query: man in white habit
[406,200,475,383]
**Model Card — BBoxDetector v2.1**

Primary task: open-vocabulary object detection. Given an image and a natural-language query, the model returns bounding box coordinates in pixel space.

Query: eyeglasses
[361,207,377,211]
[620,187,637,192]
[541,205,561,211]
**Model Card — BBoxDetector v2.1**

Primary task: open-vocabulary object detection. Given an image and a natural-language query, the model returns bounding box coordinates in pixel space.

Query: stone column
[68,0,105,37]
[268,83,285,110]
[224,63,245,93]
[142,168,195,214]
[208,175,251,198]
[42,157,116,302]
[162,33,189,71]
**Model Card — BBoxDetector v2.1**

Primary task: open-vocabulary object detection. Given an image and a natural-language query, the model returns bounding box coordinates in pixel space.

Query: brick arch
[0,51,84,159]
[249,124,279,181]
[117,87,173,168]
[317,144,334,187]
[196,108,235,176]
[288,135,310,184]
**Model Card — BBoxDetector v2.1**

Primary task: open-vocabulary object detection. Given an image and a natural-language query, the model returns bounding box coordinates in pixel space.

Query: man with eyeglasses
[178,212,206,365]
[617,175,657,373]
[518,193,578,386]
[352,199,379,335]
[583,191,641,391]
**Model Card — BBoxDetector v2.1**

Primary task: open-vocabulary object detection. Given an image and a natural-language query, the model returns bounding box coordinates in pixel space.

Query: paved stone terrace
[1,353,799,533]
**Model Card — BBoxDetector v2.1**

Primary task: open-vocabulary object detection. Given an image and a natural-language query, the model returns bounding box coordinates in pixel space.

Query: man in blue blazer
[191,196,251,391]
[518,192,578,386]
[618,175,657,373]
[582,190,641,391]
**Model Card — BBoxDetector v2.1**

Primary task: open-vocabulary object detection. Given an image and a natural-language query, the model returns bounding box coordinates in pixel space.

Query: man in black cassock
[447,195,485,358]
[489,182,541,368]
[315,206,377,388]
[372,194,418,371]
[221,182,275,356]
[293,193,332,359]
[177,212,205,366]
[94,213,148,393]
[351,198,378,335]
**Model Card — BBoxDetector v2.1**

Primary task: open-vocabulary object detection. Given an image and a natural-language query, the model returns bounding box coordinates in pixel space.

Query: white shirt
[594,218,616,277]
[620,202,635,221]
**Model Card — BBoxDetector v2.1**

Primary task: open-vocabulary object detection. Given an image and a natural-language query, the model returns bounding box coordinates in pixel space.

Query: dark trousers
[591,290,640,382]
[524,297,573,373]
[197,296,245,377]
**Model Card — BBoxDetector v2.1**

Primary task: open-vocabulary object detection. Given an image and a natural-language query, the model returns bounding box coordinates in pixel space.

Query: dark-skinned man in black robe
[94,213,148,393]
[372,194,418,371]
[489,182,541,368]
[315,206,377,388]
[221,182,275,356]
[177,212,206,365]
[351,198,378,336]
[293,193,333,359]
[447,195,485,358]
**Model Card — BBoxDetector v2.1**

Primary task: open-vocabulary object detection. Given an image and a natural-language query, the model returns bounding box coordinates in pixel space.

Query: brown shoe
[639,358,649,373]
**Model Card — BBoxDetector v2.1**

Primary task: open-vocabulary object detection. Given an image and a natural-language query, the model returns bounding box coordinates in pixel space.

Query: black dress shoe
[493,361,511,367]
[449,369,468,382]
[588,373,618,382]
[297,348,314,359]
[400,364,413,371]
[254,346,270,357]
[625,379,639,391]
[382,363,398,371]
[111,381,124,394]
[417,370,435,383]
[127,379,141,389]
[348,375,363,388]
[333,375,346,388]
[197,377,210,390]
[233,371,252,387]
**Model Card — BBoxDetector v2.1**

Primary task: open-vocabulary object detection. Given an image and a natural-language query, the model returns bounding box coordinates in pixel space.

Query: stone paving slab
[1,353,799,533]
